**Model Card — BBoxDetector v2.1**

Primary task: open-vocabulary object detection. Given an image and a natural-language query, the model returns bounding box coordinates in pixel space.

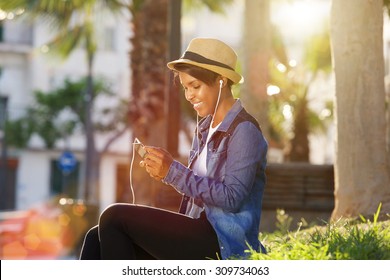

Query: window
[100,27,116,51]
[50,159,80,198]
[0,21,3,42]
[0,96,7,136]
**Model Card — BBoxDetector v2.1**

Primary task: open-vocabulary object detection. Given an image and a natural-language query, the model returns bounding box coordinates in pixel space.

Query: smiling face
[179,71,220,118]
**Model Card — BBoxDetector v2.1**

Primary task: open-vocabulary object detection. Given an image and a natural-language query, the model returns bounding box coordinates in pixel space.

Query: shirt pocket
[207,145,227,177]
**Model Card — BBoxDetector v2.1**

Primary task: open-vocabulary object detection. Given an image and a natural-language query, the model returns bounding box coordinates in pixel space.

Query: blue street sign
[58,150,77,174]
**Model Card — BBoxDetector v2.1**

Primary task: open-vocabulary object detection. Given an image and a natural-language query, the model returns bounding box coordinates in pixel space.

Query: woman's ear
[218,77,227,88]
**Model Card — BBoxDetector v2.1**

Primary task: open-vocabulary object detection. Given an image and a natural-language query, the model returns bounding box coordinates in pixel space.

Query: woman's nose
[185,89,194,101]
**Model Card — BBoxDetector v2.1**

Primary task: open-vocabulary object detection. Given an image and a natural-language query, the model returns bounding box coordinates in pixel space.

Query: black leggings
[79,204,221,260]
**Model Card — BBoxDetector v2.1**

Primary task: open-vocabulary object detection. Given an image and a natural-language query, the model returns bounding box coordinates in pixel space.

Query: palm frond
[183,0,234,14]
[45,24,86,59]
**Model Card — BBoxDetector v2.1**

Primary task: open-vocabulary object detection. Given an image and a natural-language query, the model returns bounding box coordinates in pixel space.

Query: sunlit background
[0,0,389,259]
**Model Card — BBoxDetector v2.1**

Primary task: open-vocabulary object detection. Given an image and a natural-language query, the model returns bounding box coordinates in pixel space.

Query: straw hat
[167,38,243,84]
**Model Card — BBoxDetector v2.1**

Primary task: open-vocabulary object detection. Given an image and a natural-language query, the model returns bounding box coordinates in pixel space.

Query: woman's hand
[140,146,174,181]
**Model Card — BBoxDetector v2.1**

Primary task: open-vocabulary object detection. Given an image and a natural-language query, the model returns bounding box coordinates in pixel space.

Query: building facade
[0,10,132,212]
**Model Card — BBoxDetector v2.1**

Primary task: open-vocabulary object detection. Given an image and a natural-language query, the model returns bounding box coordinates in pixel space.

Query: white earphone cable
[196,114,200,156]
[211,80,223,126]
[196,79,223,156]
[129,140,136,204]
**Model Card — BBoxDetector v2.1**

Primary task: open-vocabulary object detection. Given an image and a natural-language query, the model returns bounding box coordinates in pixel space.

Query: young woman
[79,38,268,260]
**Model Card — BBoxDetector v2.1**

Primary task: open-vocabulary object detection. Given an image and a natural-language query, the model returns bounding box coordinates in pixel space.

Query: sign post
[58,150,77,195]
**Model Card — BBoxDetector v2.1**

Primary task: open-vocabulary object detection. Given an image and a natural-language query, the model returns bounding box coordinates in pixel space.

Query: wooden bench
[263,163,334,212]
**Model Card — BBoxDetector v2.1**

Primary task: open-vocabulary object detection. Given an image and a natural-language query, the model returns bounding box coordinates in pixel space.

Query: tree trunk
[165,0,181,158]
[84,54,99,205]
[289,93,310,162]
[241,0,271,140]
[129,0,169,206]
[331,0,390,219]
[388,71,390,164]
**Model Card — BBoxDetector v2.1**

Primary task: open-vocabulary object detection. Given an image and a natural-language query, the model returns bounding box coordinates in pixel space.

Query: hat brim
[167,59,243,84]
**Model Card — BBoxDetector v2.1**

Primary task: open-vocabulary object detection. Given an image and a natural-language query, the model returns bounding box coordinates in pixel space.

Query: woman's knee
[99,203,133,229]
[85,225,99,239]
[80,226,100,260]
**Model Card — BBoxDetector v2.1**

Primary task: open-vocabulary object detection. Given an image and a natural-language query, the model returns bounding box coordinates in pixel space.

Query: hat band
[181,51,235,71]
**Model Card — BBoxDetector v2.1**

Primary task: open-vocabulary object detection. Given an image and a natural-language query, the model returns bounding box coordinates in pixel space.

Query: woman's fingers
[139,146,173,180]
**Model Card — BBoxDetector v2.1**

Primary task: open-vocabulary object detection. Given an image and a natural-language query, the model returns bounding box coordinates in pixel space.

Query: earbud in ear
[219,79,223,88]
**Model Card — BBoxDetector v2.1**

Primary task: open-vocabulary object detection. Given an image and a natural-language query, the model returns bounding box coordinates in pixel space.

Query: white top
[192,122,220,177]
[187,122,221,218]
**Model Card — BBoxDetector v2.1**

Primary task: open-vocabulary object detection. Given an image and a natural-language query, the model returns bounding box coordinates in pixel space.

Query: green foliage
[0,0,127,60]
[5,118,34,148]
[275,209,293,234]
[248,205,390,260]
[183,0,234,14]
[385,0,390,17]
[303,27,332,74]
[267,26,333,152]
[5,77,127,149]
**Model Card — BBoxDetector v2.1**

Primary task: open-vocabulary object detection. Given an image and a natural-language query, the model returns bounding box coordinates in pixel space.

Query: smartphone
[133,138,148,158]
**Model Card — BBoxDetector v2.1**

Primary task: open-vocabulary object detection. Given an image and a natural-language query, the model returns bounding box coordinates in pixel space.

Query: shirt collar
[197,99,243,137]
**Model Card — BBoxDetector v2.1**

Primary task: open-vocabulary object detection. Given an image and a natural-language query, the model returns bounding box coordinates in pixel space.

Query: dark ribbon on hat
[181,51,234,71]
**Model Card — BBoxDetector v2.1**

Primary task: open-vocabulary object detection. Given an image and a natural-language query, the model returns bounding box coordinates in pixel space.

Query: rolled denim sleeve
[162,160,189,189]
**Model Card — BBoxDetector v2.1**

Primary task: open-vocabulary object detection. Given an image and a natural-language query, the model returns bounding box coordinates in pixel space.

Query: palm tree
[267,26,332,162]
[241,0,271,141]
[384,0,390,175]
[126,0,170,206]
[331,0,390,218]
[0,0,129,204]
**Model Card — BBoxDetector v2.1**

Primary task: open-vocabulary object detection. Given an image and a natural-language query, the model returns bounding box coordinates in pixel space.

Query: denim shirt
[163,99,268,259]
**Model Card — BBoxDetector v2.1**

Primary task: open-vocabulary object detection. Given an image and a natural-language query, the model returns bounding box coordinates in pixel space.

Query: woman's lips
[193,102,202,111]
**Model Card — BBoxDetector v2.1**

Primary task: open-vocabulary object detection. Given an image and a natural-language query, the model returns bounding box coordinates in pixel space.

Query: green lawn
[249,205,390,260]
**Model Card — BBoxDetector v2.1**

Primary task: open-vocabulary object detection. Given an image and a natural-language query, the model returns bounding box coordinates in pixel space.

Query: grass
[247,204,390,260]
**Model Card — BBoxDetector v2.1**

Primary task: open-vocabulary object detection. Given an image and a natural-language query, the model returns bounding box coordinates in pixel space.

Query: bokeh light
[0,198,91,259]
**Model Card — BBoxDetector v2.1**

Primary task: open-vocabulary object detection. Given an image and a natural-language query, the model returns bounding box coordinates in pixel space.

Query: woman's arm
[162,122,267,212]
